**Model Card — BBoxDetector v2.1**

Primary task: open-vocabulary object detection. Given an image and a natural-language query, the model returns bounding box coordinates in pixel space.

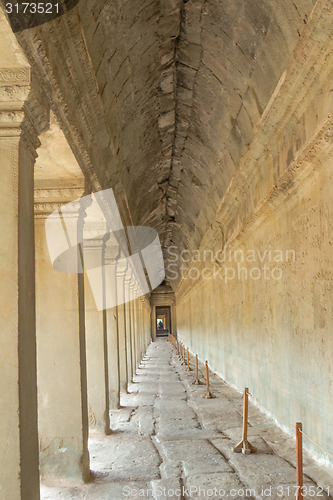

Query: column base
[39,439,90,481]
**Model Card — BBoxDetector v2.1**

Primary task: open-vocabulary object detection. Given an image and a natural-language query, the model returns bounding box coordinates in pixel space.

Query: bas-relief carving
[0,67,30,85]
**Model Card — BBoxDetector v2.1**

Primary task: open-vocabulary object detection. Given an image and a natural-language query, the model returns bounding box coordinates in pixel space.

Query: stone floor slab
[40,341,333,500]
[184,472,253,500]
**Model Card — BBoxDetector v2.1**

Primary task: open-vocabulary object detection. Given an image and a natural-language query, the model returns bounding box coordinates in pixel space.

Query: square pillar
[35,211,90,481]
[84,264,111,434]
[115,265,129,392]
[129,286,137,377]
[0,60,48,498]
[137,299,143,365]
[103,252,120,410]
[117,301,128,391]
[124,278,133,383]
[105,305,120,409]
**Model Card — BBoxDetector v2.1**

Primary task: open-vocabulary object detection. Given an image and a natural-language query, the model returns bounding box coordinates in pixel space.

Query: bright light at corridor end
[45,189,165,311]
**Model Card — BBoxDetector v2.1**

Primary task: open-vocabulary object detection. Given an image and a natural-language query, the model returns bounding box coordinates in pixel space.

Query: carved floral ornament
[0,67,30,85]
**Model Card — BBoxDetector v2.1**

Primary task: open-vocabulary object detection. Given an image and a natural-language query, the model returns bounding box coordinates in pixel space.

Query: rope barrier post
[233,388,257,454]
[185,348,192,371]
[296,423,303,500]
[202,360,216,399]
[192,354,203,385]
[181,344,186,365]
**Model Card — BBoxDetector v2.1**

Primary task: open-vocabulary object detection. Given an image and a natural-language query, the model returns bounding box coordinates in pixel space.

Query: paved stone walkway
[41,340,333,499]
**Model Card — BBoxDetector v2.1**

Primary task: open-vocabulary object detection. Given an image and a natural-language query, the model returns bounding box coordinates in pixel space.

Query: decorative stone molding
[15,26,105,194]
[34,186,85,218]
[0,67,30,85]
[0,65,49,159]
[0,66,30,133]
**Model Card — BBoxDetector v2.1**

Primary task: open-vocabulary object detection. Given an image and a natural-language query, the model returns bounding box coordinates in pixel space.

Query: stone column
[116,266,128,392]
[117,301,128,391]
[130,285,137,377]
[137,298,143,365]
[104,251,120,409]
[151,305,156,341]
[144,303,148,351]
[84,237,111,434]
[143,303,147,354]
[124,277,133,383]
[35,201,90,481]
[132,297,141,370]
[143,301,150,351]
[0,61,48,498]
[105,306,120,409]
[171,303,177,338]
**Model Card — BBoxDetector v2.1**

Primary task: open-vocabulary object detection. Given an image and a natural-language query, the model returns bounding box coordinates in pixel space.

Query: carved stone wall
[176,0,333,465]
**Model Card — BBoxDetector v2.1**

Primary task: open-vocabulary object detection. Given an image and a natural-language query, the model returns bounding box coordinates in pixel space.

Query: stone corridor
[2,1,333,496]
[41,340,333,500]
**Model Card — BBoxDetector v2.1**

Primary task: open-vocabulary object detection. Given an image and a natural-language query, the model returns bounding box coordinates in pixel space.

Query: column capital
[34,185,85,219]
[104,245,119,266]
[0,67,49,153]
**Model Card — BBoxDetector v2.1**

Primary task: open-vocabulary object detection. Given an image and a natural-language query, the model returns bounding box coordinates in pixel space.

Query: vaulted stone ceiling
[8,0,319,285]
